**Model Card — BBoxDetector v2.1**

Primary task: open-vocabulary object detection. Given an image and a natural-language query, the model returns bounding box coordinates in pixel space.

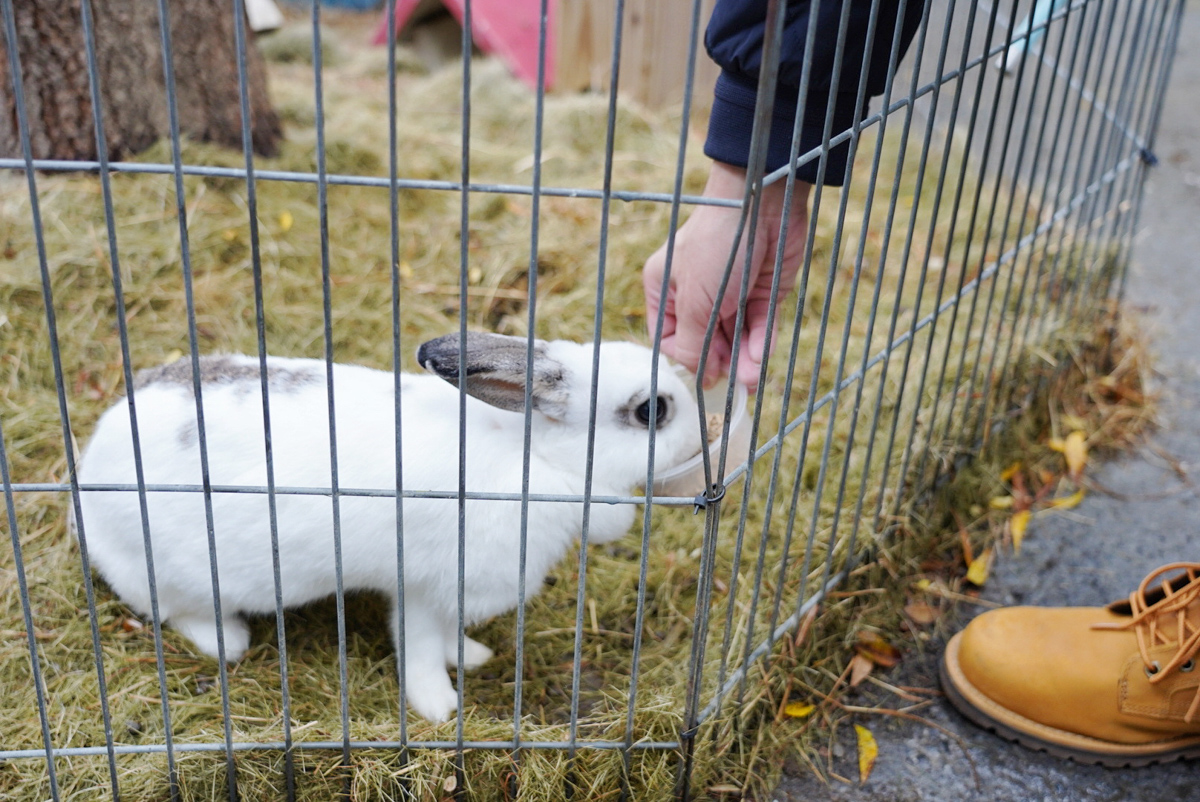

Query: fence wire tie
[693,483,727,515]
[1138,147,1159,166]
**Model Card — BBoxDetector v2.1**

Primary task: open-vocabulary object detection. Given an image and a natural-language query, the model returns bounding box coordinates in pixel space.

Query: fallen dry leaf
[1010,509,1031,553]
[904,601,939,625]
[783,702,815,719]
[966,548,993,586]
[988,495,1014,510]
[855,724,879,783]
[849,653,874,687]
[856,631,901,668]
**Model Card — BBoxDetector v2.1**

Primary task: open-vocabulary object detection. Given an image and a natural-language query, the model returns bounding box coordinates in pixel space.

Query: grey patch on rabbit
[134,356,320,392]
[177,421,197,448]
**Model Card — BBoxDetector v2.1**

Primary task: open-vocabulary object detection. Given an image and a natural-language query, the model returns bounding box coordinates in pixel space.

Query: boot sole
[940,631,1200,767]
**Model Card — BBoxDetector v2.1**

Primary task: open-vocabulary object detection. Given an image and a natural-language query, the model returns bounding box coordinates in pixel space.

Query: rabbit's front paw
[407,671,459,723]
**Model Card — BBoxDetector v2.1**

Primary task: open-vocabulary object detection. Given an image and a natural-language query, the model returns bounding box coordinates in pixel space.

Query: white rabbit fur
[74,333,700,723]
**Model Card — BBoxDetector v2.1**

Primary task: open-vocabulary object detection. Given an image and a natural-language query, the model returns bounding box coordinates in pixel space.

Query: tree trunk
[0,0,281,162]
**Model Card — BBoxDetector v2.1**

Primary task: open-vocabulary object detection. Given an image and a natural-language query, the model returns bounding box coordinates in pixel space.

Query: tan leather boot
[940,562,1200,766]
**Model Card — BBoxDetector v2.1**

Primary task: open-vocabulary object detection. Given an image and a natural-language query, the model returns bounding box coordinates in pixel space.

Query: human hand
[643,161,811,393]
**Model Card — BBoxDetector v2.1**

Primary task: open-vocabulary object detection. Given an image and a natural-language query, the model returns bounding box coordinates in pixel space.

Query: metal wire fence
[0,0,1185,798]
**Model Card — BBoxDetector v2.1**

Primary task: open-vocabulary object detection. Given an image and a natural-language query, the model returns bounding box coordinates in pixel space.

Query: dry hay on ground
[0,19,1131,800]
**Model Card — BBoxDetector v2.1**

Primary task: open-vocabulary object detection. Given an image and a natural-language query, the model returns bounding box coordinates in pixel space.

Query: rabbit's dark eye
[635,396,670,427]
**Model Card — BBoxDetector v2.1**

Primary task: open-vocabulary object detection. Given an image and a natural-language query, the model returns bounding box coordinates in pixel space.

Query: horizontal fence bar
[3,482,696,507]
[0,157,738,209]
[0,739,682,761]
[0,0,1089,209]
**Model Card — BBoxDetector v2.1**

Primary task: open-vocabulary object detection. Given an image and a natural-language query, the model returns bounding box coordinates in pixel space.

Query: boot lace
[1093,562,1200,722]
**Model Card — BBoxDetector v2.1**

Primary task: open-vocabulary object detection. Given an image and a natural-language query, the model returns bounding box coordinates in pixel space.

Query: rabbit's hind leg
[172,610,251,662]
[392,602,459,723]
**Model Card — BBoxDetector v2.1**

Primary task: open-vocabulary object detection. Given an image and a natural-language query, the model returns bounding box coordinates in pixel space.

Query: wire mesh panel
[0,0,1185,799]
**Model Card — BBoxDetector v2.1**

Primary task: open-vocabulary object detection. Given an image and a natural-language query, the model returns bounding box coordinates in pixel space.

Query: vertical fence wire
[1068,0,1160,313]
[935,0,1082,476]
[1117,0,1186,301]
[454,0,474,791]
[0,414,60,801]
[0,0,1185,798]
[230,0,297,798]
[77,0,184,796]
[625,1,707,794]
[568,0,628,786]
[1116,0,1185,303]
[1,1,123,799]
[510,1,551,795]
[384,0,411,791]
[152,0,244,795]
[913,0,1050,490]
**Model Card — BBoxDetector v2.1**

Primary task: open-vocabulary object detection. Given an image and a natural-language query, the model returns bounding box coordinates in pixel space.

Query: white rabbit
[74,332,701,723]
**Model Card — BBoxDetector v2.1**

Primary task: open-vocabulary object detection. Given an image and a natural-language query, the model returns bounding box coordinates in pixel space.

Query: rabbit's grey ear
[417,332,569,419]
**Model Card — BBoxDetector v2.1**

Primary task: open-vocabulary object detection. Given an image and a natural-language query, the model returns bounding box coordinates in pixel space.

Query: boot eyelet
[1145,661,1162,678]
[1183,659,1196,673]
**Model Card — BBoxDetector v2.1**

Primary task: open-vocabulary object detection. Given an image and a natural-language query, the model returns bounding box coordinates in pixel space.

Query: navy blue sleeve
[704,0,923,185]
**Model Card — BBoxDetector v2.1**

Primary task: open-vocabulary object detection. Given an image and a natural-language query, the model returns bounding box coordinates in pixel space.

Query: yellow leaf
[164,349,184,365]
[966,548,992,586]
[1000,461,1022,482]
[1010,509,1031,553]
[1064,430,1088,480]
[221,228,238,242]
[989,495,1014,510]
[854,724,878,784]
[468,266,483,284]
[279,210,294,232]
[914,578,932,592]
[398,260,414,279]
[783,702,815,719]
[1046,489,1085,510]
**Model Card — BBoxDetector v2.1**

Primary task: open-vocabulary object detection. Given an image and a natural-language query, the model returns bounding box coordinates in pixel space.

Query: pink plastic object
[370,0,555,90]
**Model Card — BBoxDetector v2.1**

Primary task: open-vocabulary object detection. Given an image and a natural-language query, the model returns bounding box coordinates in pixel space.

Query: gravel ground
[773,2,1200,799]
